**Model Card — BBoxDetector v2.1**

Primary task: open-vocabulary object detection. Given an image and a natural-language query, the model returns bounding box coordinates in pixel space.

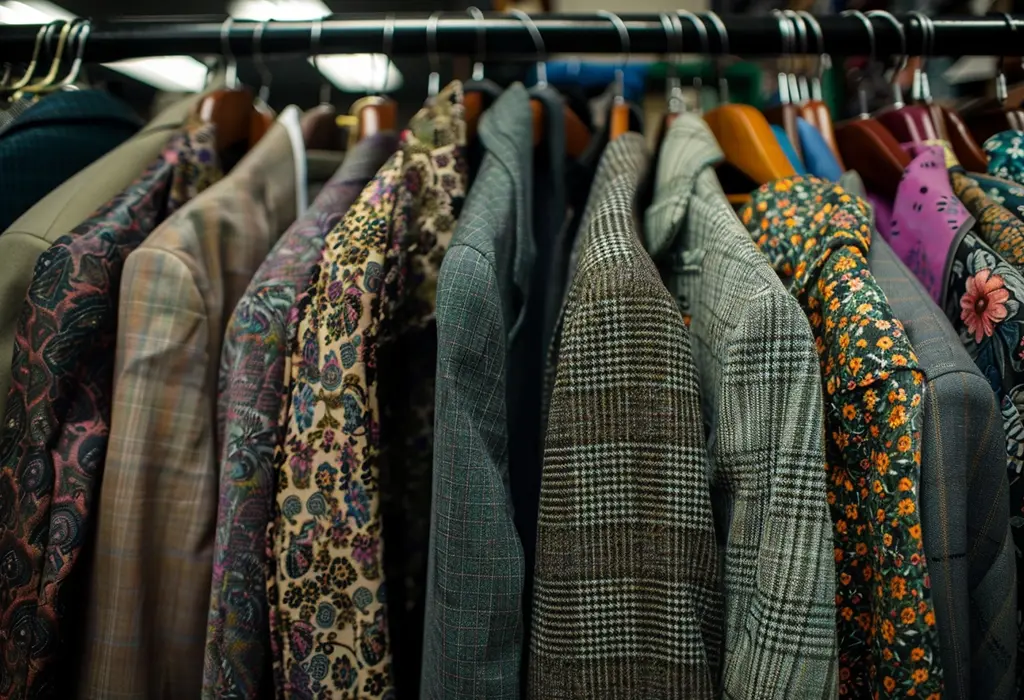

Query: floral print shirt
[740,177,944,700]
[0,122,220,699]
[270,82,466,700]
[984,130,1024,186]
[961,171,1024,224]
[204,134,396,700]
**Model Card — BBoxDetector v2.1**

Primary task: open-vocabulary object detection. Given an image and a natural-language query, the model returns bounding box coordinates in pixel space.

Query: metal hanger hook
[772,9,793,104]
[784,10,810,102]
[998,12,1017,103]
[61,19,90,88]
[704,11,730,103]
[909,11,934,102]
[3,21,53,94]
[841,10,875,117]
[220,17,239,90]
[467,6,485,81]
[798,10,828,102]
[380,13,395,95]
[677,11,707,98]
[508,9,546,87]
[427,11,442,98]
[660,12,684,114]
[310,17,331,105]
[866,9,908,107]
[253,20,272,104]
[596,10,629,104]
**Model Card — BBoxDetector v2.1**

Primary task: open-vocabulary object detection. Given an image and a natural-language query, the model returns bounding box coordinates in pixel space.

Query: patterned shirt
[740,177,944,700]
[270,82,466,699]
[984,130,1024,186]
[0,122,220,699]
[204,134,396,699]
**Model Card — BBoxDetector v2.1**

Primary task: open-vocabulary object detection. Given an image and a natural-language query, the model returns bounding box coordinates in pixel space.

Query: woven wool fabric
[203,133,397,700]
[529,133,723,699]
[0,121,220,700]
[80,109,305,700]
[741,177,944,700]
[269,83,465,699]
[645,115,837,700]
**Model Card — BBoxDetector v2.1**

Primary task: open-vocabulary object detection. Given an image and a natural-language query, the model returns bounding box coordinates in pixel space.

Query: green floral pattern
[740,177,943,700]
[984,130,1024,186]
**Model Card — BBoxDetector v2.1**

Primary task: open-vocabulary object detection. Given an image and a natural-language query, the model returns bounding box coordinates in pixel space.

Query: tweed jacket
[0,122,221,700]
[80,108,307,700]
[0,89,142,232]
[528,133,723,699]
[0,93,202,423]
[644,116,837,700]
[863,227,1017,700]
[741,177,944,699]
[203,133,396,700]
[420,84,533,700]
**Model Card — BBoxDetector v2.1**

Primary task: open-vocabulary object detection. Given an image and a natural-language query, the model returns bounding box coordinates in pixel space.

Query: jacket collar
[644,114,725,259]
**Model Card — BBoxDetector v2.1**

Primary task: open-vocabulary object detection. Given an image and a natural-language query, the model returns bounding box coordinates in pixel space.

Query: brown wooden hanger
[835,116,909,200]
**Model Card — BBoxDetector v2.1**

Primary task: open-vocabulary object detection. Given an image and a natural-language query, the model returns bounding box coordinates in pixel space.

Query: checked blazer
[528,133,723,699]
[80,108,307,700]
[420,84,534,700]
[644,115,837,700]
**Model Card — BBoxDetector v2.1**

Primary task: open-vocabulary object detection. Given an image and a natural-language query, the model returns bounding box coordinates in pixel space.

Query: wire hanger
[596,10,632,140]
[834,10,910,199]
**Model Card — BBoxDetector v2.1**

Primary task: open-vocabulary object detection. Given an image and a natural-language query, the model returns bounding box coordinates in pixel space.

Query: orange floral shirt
[741,177,943,700]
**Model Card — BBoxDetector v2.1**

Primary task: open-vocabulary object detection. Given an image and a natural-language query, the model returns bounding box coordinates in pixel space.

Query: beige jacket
[0,94,202,416]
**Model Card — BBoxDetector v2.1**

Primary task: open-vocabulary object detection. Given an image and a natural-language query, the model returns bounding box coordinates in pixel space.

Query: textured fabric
[0,90,142,232]
[0,123,220,700]
[741,177,944,699]
[420,84,532,700]
[796,117,843,182]
[80,109,305,700]
[866,231,1018,700]
[203,134,397,700]
[960,171,1024,222]
[270,84,465,700]
[984,130,1024,186]
[0,93,202,436]
[871,144,972,304]
[645,115,836,700]
[529,133,723,699]
[951,169,1024,270]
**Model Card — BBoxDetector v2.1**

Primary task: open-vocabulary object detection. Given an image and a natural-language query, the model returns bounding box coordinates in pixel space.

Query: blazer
[529,133,723,699]
[80,107,307,700]
[644,115,837,700]
[0,120,222,700]
[0,89,142,231]
[847,167,1019,699]
[203,133,396,700]
[421,83,533,700]
[0,93,202,423]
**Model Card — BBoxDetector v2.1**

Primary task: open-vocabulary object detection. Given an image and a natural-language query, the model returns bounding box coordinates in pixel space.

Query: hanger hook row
[508,9,546,87]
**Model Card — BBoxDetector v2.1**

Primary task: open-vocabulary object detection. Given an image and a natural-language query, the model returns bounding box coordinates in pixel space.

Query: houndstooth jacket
[644,115,838,700]
[528,132,724,699]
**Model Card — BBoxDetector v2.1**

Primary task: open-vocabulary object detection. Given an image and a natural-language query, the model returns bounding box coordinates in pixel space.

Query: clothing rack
[0,13,1022,64]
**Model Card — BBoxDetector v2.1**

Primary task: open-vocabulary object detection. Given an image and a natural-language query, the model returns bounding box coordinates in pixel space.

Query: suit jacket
[203,133,396,700]
[0,89,142,231]
[420,83,533,700]
[80,107,307,700]
[0,121,221,700]
[0,94,202,423]
[644,115,837,699]
[529,133,723,699]
[846,171,1019,699]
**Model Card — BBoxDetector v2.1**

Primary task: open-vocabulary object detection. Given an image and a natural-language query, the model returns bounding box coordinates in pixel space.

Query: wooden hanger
[835,117,909,200]
[705,103,797,186]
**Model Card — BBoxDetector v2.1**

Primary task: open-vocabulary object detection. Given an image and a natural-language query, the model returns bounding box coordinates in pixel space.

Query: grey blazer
[529,133,723,699]
[420,83,534,700]
[644,115,837,700]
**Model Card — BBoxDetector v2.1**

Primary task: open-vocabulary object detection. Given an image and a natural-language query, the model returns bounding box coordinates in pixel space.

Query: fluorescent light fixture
[228,0,330,21]
[308,54,402,94]
[0,0,209,92]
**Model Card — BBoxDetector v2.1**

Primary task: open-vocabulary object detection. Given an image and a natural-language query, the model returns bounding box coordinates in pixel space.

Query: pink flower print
[960,268,1011,343]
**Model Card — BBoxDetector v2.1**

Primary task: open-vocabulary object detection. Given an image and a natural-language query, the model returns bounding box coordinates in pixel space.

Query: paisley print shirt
[740,177,944,700]
[204,134,396,700]
[270,82,466,700]
[984,130,1024,186]
[0,122,220,700]
[961,171,1024,224]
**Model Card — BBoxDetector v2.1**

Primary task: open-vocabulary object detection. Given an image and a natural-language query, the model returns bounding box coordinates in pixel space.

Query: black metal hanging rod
[0,13,1022,64]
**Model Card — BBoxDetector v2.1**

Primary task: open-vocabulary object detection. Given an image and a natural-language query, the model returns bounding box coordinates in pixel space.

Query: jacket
[80,107,307,700]
[645,115,837,700]
[0,93,201,422]
[420,83,533,700]
[529,133,723,699]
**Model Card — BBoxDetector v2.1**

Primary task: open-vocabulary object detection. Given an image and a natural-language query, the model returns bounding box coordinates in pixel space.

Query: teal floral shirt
[984,130,1024,186]
[740,177,943,700]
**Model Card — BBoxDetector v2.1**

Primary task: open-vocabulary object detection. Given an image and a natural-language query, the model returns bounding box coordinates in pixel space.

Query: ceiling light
[228,0,330,22]
[308,54,402,94]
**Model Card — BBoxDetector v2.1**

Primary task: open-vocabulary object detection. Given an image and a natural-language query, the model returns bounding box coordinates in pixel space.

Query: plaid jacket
[80,109,307,700]
[203,133,396,700]
[528,133,723,699]
[420,84,533,700]
[644,116,837,700]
